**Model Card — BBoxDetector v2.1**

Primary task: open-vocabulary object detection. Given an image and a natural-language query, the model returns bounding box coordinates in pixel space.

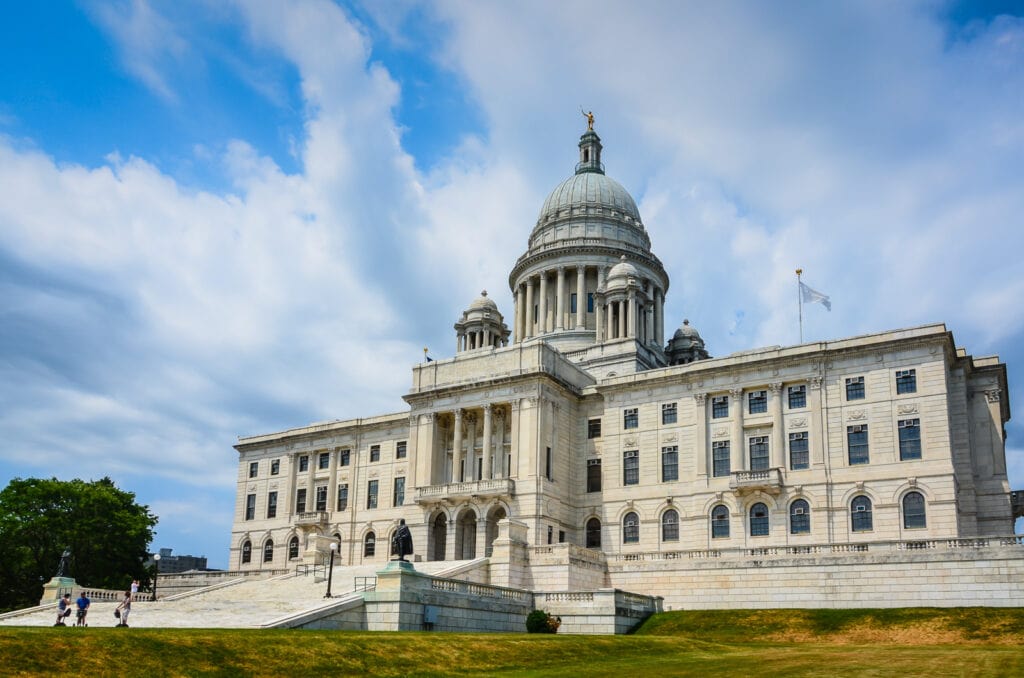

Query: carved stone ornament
[897,404,919,415]
[790,418,807,428]
[810,376,823,390]
[855,481,865,491]
[769,382,782,393]
[730,387,743,397]
[624,437,637,447]
[713,428,729,438]
[694,392,708,405]
[908,477,917,487]
[663,434,678,443]
[369,470,380,478]
[985,390,1001,403]
[396,466,407,475]
[248,484,257,492]
[847,410,866,421]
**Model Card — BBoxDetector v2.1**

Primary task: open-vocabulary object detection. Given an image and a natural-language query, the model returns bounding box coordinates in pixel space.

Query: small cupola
[576,119,604,175]
[454,290,510,353]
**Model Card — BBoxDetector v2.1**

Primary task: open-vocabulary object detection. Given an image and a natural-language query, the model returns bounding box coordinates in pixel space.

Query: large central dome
[534,171,642,233]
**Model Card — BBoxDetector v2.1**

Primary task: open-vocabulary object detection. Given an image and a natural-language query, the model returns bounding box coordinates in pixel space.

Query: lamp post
[152,553,161,601]
[324,542,337,599]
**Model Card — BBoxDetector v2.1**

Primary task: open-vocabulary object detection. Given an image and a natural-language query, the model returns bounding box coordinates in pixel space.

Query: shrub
[526,609,561,634]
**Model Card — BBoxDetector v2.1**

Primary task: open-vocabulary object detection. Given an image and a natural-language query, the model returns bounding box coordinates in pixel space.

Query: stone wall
[607,537,1024,610]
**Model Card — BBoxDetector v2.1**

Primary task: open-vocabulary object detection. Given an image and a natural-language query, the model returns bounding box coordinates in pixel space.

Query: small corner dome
[605,256,639,289]
[673,319,702,342]
[467,290,499,312]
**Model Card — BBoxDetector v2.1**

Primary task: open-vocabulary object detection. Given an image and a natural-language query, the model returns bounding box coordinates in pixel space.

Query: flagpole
[796,268,803,343]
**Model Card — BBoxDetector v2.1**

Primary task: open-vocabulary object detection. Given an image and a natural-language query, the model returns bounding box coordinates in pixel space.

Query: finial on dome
[481,290,488,297]
[683,319,690,325]
[620,255,627,262]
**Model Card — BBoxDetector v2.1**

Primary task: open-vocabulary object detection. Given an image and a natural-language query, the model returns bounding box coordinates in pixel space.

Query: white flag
[800,282,831,311]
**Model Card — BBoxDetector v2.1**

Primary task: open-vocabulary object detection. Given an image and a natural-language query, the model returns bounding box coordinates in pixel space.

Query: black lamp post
[324,542,336,599]
[152,553,161,601]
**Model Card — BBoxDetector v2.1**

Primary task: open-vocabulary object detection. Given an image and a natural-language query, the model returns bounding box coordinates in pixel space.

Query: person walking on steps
[54,593,72,626]
[75,592,90,627]
[115,590,131,627]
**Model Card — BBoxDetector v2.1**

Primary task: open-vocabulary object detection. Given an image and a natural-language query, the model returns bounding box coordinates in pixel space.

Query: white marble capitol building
[231,125,1023,610]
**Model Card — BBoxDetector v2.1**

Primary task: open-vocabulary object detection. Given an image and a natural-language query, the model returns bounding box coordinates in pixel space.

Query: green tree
[0,477,158,611]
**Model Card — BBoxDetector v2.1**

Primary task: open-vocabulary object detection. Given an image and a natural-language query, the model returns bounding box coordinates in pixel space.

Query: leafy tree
[0,477,157,612]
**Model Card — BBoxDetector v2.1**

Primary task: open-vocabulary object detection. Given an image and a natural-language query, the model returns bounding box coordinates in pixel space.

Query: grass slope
[0,609,1022,677]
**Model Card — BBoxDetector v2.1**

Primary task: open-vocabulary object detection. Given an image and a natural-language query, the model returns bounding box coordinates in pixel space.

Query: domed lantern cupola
[576,124,604,175]
[665,319,711,365]
[454,291,510,353]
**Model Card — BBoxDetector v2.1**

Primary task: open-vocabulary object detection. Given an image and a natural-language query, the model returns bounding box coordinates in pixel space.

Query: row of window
[585,419,923,491]
[595,492,928,546]
[243,478,406,520]
[241,532,382,565]
[247,442,408,479]
[587,370,919,439]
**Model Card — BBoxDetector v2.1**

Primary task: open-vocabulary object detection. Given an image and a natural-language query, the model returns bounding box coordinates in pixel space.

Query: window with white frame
[263,540,274,563]
[393,477,405,506]
[896,369,917,394]
[661,446,678,482]
[623,512,640,543]
[903,491,926,528]
[899,419,921,460]
[712,441,730,477]
[396,441,407,459]
[789,432,809,470]
[788,384,806,409]
[587,418,602,439]
[364,532,376,557]
[318,452,330,470]
[270,459,280,475]
[337,483,348,511]
[266,491,277,519]
[661,402,677,425]
[712,396,729,419]
[789,498,810,534]
[623,408,639,430]
[623,450,639,486]
[749,503,769,536]
[248,461,258,478]
[848,425,869,465]
[315,485,327,511]
[366,480,378,509]
[749,436,769,471]
[288,536,299,560]
[245,493,256,520]
[851,495,873,532]
[587,458,602,493]
[748,390,767,414]
[298,455,309,472]
[846,376,865,400]
[662,509,679,542]
[370,445,380,462]
[711,505,730,538]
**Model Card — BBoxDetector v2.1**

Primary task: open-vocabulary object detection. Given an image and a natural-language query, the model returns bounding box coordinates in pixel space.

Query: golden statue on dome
[581,109,594,131]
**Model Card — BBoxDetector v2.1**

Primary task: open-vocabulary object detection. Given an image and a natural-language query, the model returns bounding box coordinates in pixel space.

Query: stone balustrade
[294,511,329,526]
[415,478,515,504]
[729,468,783,494]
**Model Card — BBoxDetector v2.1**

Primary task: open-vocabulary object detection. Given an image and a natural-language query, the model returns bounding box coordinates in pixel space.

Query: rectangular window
[559,530,566,543]
[847,425,869,465]
[318,452,330,470]
[788,385,806,409]
[749,436,770,471]
[748,390,767,414]
[393,477,405,506]
[315,485,327,512]
[587,293,594,313]
[661,446,679,482]
[846,376,865,400]
[623,450,639,486]
[545,447,553,481]
[336,484,348,511]
[366,480,379,509]
[245,494,256,520]
[248,461,258,478]
[896,369,917,394]
[712,396,729,419]
[547,526,553,544]
[396,441,407,459]
[587,418,602,439]
[789,432,809,470]
[623,408,638,430]
[340,449,351,467]
[661,402,677,425]
[899,418,922,460]
[533,305,538,322]
[587,458,602,493]
[298,455,309,472]
[712,441,730,477]
[295,488,306,513]
[270,459,280,475]
[266,491,277,519]
[370,445,380,462]
[570,292,578,314]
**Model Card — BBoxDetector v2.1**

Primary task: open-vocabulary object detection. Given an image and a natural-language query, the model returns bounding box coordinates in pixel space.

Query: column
[538,272,548,335]
[809,377,825,466]
[482,404,493,480]
[285,453,298,518]
[645,299,654,345]
[495,408,506,478]
[327,446,339,514]
[770,383,784,469]
[513,287,521,342]
[595,294,604,340]
[655,288,665,346]
[475,519,488,560]
[524,279,534,339]
[484,329,491,348]
[607,300,615,339]
[730,388,744,472]
[452,410,463,483]
[627,291,637,338]
[455,332,462,353]
[576,265,586,329]
[444,518,457,561]
[694,394,708,476]
[466,414,477,481]
[509,400,521,479]
[617,299,626,338]
[555,267,565,330]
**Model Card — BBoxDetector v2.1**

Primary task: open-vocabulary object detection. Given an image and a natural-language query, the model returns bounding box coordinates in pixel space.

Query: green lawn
[1,609,1022,677]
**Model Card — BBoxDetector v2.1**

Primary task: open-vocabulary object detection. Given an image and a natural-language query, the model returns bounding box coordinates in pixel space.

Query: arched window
[585,518,602,548]
[789,499,810,534]
[364,532,376,557]
[661,509,679,542]
[903,491,926,529]
[851,495,873,532]
[263,540,274,563]
[623,512,639,543]
[750,503,769,536]
[241,540,252,564]
[288,536,299,560]
[711,505,730,538]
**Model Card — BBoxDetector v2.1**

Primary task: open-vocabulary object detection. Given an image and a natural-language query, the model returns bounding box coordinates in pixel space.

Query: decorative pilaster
[538,272,548,335]
[575,265,586,329]
[694,393,708,477]
[730,388,744,472]
[452,409,463,483]
[769,382,784,469]
[524,279,534,339]
[482,404,493,480]
[555,266,565,330]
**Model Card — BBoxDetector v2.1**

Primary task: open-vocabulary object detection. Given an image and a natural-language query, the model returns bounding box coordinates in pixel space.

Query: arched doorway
[430,513,448,561]
[455,509,477,560]
[485,505,507,557]
[585,517,601,549]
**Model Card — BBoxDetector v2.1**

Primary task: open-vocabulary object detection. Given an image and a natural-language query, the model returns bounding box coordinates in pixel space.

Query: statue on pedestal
[55,547,71,577]
[390,519,414,562]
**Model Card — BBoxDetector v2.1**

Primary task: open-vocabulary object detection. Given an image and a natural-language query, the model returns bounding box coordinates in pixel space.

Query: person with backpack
[115,590,131,627]
[54,593,72,626]
[75,592,90,627]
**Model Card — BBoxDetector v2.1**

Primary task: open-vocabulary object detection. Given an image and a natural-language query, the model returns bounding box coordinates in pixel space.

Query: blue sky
[1,1,1023,569]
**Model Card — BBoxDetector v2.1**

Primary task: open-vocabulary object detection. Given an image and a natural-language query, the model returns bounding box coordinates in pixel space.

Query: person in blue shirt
[75,592,90,627]
[54,593,72,626]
